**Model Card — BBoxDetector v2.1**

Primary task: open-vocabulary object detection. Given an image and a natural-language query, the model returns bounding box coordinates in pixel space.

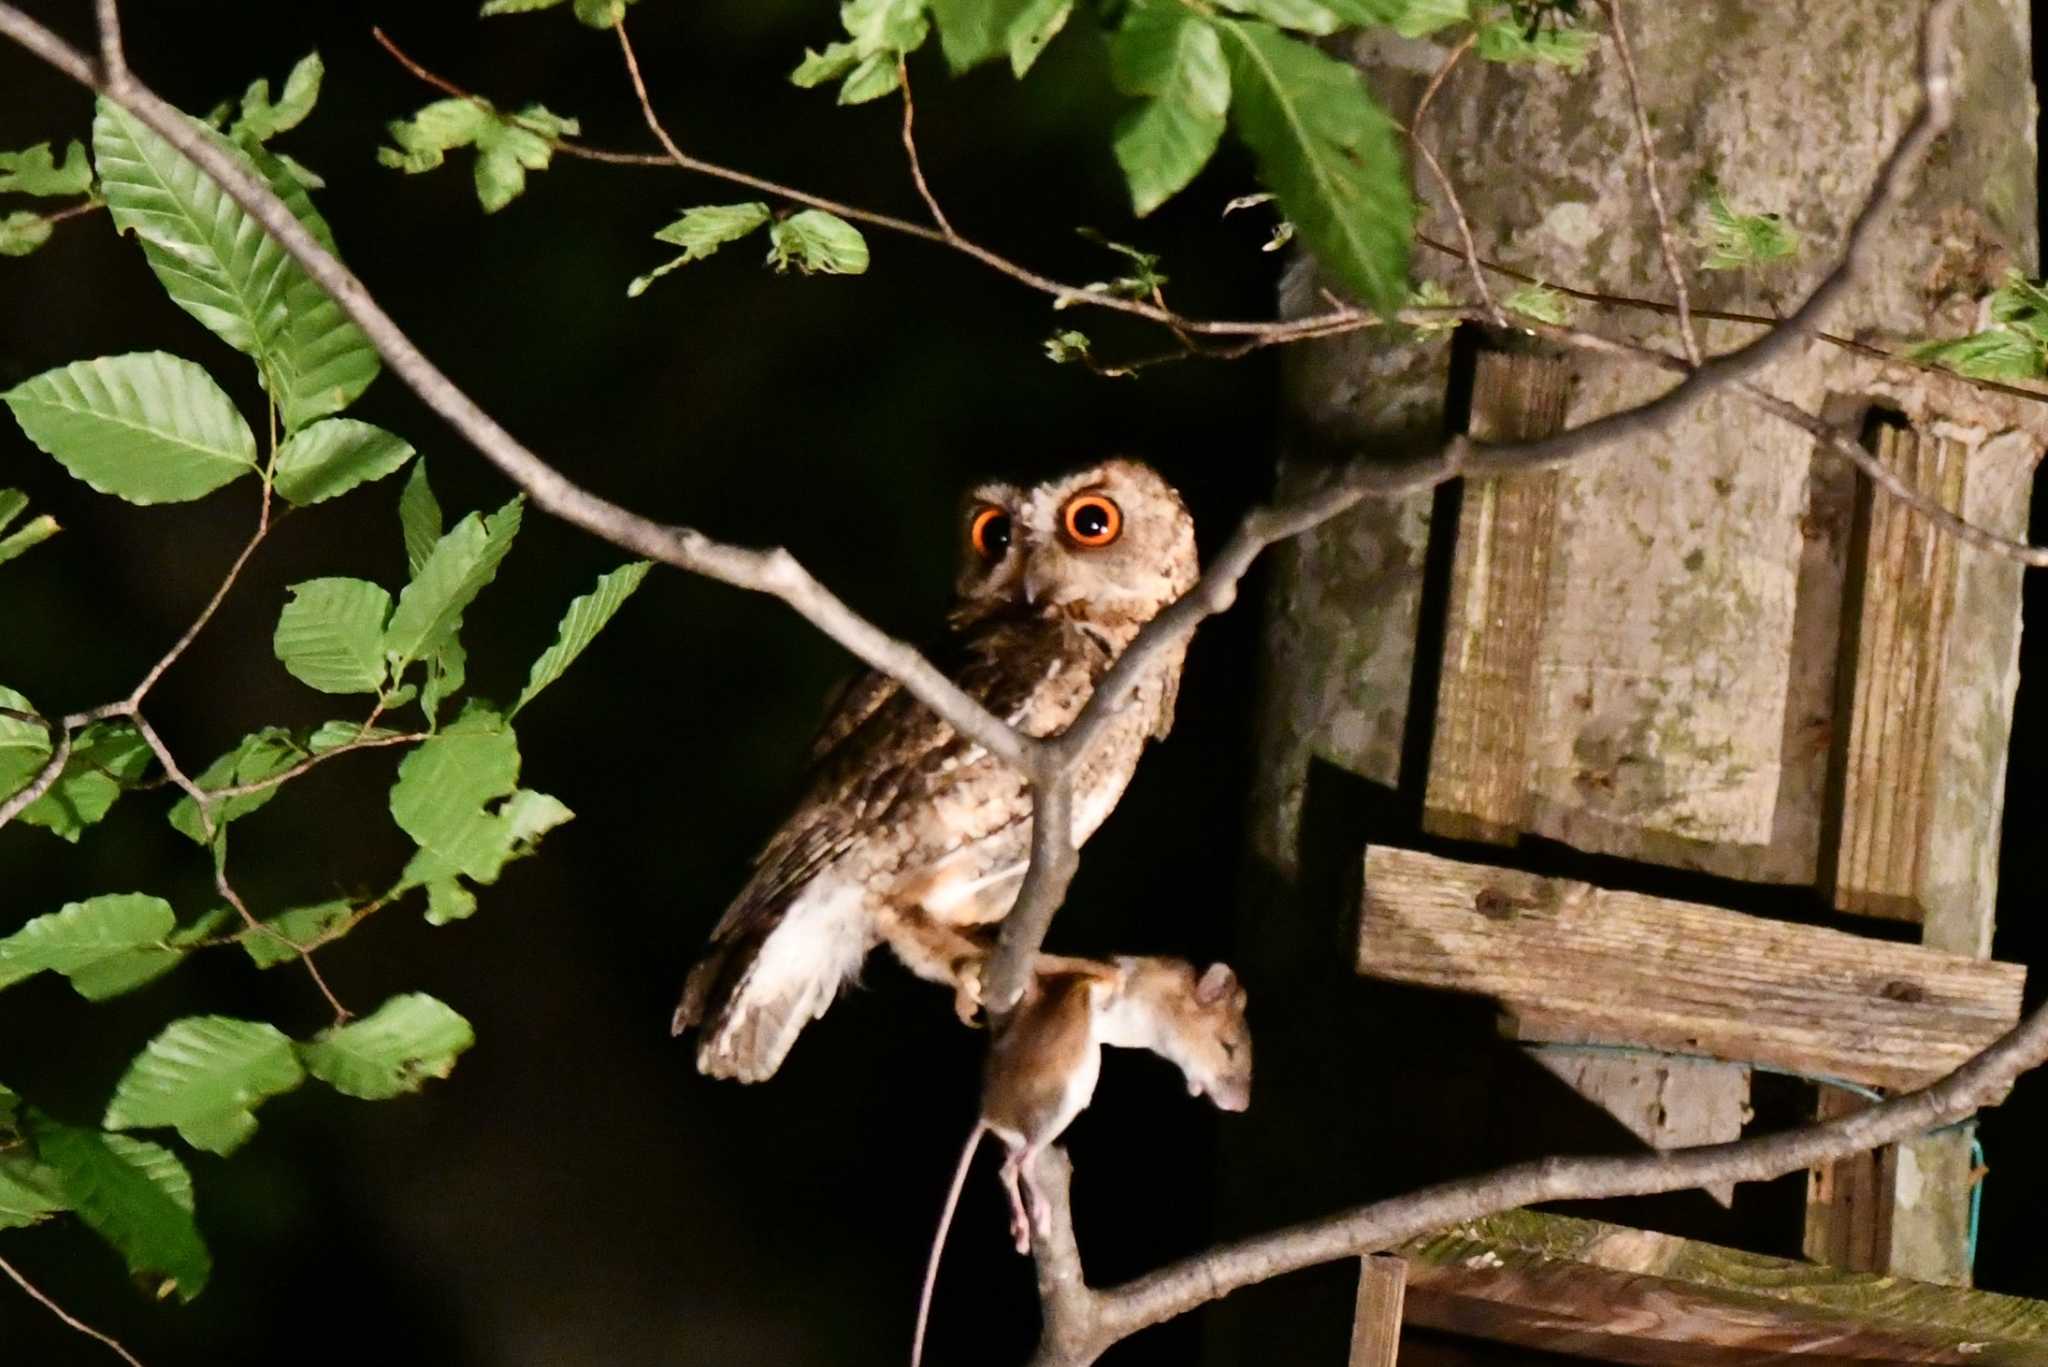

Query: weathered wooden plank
[1349,1252,1408,1367]
[1359,846,2025,1089]
[1423,352,1572,845]
[1806,1087,1897,1272]
[1833,427,1967,921]
[1400,1210,2048,1366]
[1526,1047,1750,1207]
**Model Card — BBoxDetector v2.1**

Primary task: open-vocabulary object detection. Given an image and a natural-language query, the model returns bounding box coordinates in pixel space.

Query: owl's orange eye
[970,506,1012,562]
[1062,493,1122,548]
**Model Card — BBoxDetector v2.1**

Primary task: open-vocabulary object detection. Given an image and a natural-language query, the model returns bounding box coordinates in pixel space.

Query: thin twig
[199,729,424,802]
[1600,0,1701,365]
[0,1254,148,1367]
[898,58,955,237]
[125,499,270,708]
[378,26,1382,342]
[1404,32,1502,326]
[1413,231,2048,407]
[1408,134,1503,328]
[1411,29,1474,129]
[0,726,71,829]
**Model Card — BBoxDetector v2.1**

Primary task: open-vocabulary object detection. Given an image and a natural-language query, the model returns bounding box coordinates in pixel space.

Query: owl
[673,458,1200,1082]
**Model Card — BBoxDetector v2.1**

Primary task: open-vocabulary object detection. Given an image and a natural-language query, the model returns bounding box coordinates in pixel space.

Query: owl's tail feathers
[672,890,871,1083]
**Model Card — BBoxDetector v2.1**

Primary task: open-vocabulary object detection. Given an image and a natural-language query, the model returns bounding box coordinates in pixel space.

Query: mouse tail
[912,1123,986,1367]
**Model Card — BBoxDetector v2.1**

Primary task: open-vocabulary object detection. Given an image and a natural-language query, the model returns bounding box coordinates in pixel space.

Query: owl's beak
[1023,558,1059,607]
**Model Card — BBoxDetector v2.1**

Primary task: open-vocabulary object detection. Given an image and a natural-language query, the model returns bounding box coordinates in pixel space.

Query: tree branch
[0,1253,148,1367]
[0,2,1033,777]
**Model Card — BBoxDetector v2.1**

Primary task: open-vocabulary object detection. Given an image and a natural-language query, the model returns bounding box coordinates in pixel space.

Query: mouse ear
[1196,963,1237,1006]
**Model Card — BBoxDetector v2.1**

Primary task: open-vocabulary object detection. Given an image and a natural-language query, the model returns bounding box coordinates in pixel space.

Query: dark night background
[1,2,2045,1364]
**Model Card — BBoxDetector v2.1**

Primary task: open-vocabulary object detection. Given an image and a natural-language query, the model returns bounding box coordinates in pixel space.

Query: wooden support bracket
[1349,1251,1408,1367]
[1359,846,2025,1090]
[1423,351,1572,844]
[1831,425,1968,922]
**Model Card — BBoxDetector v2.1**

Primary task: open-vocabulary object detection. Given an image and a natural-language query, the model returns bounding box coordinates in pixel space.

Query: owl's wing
[808,668,901,761]
[675,618,1092,1082]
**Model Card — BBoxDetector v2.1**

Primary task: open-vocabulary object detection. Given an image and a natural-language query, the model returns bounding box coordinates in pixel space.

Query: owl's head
[955,459,1197,624]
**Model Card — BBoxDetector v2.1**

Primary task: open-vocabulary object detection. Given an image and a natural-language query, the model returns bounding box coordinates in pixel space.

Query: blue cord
[1523,1038,1986,1273]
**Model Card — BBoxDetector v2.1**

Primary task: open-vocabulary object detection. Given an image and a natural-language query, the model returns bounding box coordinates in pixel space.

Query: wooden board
[1400,1210,2048,1365]
[1359,846,2025,1090]
[1424,352,1572,844]
[1805,1086,1897,1272]
[1350,1252,1408,1367]
[1832,426,1967,921]
[1527,1048,1750,1207]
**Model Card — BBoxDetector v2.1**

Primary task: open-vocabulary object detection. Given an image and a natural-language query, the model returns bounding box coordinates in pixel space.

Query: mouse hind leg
[996,1145,1032,1253]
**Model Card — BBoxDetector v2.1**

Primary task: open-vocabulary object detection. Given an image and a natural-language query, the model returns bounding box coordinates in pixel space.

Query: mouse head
[1111,957,1252,1113]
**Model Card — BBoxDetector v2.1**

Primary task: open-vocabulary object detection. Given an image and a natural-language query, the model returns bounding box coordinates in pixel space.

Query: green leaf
[0,1148,67,1230]
[481,0,568,12]
[573,0,637,24]
[384,497,524,676]
[16,721,152,842]
[229,52,324,146]
[767,210,871,275]
[1044,329,1093,364]
[1111,1,1230,217]
[4,352,257,505]
[1503,281,1572,324]
[66,907,233,1002]
[92,100,379,432]
[1697,178,1798,271]
[1217,20,1413,312]
[1908,330,2045,381]
[398,460,444,576]
[0,210,50,256]
[0,141,93,196]
[27,1114,209,1300]
[512,561,652,715]
[390,706,572,890]
[1404,277,1458,334]
[420,636,467,728]
[307,720,402,754]
[274,578,393,695]
[104,1016,304,1155]
[929,0,1038,71]
[1007,0,1073,75]
[1213,0,1340,36]
[1321,0,1469,37]
[1475,19,1598,70]
[424,878,478,926]
[628,202,772,297]
[378,98,579,214]
[791,0,930,100]
[169,728,309,844]
[273,417,415,505]
[0,488,58,565]
[299,994,475,1100]
[791,42,862,88]
[0,894,175,994]
[1988,271,2048,347]
[240,899,352,968]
